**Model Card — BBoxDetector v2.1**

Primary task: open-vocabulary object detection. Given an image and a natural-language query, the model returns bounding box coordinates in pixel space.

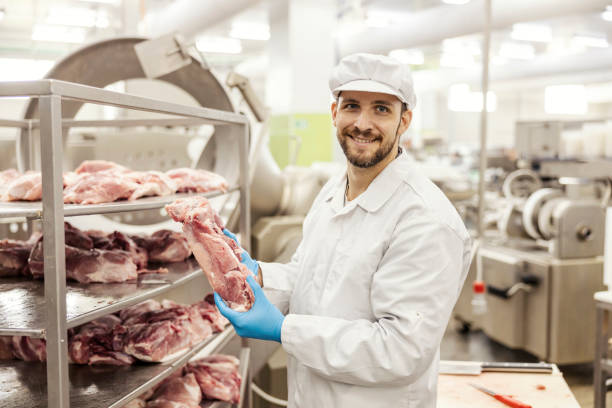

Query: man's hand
[223,228,262,285]
[214,275,285,342]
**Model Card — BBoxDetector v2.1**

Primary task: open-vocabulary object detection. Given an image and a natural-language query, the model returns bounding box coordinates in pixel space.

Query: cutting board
[437,370,580,407]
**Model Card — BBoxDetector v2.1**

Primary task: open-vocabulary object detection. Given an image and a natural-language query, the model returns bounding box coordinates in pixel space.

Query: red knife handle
[494,394,532,408]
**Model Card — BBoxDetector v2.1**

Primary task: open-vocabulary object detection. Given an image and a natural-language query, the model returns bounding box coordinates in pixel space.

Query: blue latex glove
[214,275,285,342]
[223,228,259,276]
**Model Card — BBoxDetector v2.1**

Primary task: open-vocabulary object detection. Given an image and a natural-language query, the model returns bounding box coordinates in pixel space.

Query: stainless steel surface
[0,328,235,408]
[0,80,246,125]
[40,94,69,408]
[0,189,237,220]
[476,0,491,237]
[551,199,605,259]
[0,260,203,336]
[594,297,610,408]
[239,123,251,253]
[134,33,194,79]
[237,347,250,408]
[0,119,29,128]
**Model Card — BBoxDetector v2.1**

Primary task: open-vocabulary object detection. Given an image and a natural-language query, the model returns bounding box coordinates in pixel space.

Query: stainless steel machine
[455,120,610,365]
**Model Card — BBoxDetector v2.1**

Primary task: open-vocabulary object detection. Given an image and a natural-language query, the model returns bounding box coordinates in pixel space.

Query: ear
[398,109,412,135]
[331,101,338,127]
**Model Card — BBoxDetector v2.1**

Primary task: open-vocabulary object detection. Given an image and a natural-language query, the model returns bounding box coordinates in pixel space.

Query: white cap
[329,53,417,110]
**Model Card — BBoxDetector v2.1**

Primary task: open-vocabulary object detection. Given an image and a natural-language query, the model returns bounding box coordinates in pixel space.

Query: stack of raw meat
[166,196,254,311]
[125,354,241,407]
[1,295,228,365]
[0,222,191,283]
[0,160,228,203]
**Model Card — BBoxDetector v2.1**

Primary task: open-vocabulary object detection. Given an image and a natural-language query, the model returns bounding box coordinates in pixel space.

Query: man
[215,53,471,408]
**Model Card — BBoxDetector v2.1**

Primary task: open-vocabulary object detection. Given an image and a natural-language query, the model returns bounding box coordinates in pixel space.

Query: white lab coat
[260,151,471,408]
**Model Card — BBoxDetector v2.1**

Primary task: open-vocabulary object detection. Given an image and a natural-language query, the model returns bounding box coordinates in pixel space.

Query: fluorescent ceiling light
[545,85,587,115]
[442,0,471,4]
[448,83,496,112]
[572,34,609,48]
[196,36,242,54]
[389,49,424,65]
[32,24,86,43]
[0,58,55,81]
[511,23,552,43]
[440,52,475,69]
[499,42,535,60]
[603,6,612,22]
[47,7,109,28]
[229,23,270,41]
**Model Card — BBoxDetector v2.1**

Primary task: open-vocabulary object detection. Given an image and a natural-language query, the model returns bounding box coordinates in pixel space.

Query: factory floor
[442,320,607,408]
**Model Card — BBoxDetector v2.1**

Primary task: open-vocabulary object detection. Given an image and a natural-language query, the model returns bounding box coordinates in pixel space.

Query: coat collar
[325,150,409,214]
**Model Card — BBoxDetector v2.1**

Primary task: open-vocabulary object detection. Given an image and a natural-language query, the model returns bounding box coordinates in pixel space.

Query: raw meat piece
[28,241,138,283]
[75,160,129,174]
[0,168,21,199]
[63,171,80,189]
[0,336,14,359]
[121,398,147,408]
[165,168,228,194]
[146,373,202,408]
[126,171,178,200]
[64,222,94,250]
[3,171,42,201]
[0,239,35,277]
[69,315,134,366]
[91,231,148,270]
[11,336,46,362]
[185,354,241,403]
[129,230,191,263]
[191,294,228,333]
[114,304,212,362]
[166,196,254,311]
[63,172,138,204]
[119,299,162,325]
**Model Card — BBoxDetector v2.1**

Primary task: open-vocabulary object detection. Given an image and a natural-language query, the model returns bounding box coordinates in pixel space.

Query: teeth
[353,137,373,143]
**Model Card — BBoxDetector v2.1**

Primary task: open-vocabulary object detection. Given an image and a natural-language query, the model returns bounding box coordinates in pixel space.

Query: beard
[337,127,398,168]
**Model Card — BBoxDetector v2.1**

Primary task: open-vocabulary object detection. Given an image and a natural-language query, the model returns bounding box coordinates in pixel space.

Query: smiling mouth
[349,135,378,144]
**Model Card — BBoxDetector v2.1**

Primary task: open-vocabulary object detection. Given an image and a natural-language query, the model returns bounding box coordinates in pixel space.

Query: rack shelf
[0,188,238,220]
[0,327,235,408]
[0,259,203,338]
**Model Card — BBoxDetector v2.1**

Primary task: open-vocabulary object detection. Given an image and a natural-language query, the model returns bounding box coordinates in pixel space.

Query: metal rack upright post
[0,79,251,408]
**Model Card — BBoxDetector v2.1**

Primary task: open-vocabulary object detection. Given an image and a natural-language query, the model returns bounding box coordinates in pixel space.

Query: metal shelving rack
[0,79,251,408]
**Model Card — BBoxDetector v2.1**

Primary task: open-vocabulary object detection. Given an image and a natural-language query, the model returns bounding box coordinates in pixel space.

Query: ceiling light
[545,85,587,115]
[389,49,424,65]
[442,0,471,4]
[572,34,609,48]
[196,36,242,54]
[229,23,270,41]
[32,24,86,43]
[511,23,552,43]
[0,58,55,81]
[499,42,535,60]
[603,6,612,22]
[448,84,496,112]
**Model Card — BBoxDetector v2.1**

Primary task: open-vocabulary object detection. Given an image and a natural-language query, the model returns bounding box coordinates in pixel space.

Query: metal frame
[0,79,251,408]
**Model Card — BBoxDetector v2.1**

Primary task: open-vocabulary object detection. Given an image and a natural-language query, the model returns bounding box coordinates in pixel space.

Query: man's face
[332,91,411,169]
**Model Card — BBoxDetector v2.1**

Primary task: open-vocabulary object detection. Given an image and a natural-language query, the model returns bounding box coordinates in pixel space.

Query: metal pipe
[239,121,251,252]
[477,0,491,237]
[39,95,69,408]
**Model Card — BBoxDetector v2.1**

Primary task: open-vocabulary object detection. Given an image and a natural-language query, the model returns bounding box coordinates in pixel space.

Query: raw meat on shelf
[166,196,254,311]
[69,315,134,366]
[0,235,39,277]
[75,160,130,174]
[63,172,139,204]
[185,354,241,403]
[125,171,177,201]
[145,372,202,408]
[113,303,212,362]
[3,171,42,201]
[192,294,229,333]
[11,336,46,362]
[0,169,21,199]
[129,229,191,264]
[166,168,228,194]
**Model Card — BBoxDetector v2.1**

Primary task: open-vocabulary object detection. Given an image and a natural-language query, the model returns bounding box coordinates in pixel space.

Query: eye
[342,103,359,110]
[375,105,390,113]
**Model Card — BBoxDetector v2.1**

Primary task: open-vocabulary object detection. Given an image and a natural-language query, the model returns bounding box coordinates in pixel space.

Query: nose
[353,110,373,132]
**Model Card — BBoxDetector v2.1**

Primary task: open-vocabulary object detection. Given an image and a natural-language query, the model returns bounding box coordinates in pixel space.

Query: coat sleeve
[259,241,303,314]
[280,216,470,386]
